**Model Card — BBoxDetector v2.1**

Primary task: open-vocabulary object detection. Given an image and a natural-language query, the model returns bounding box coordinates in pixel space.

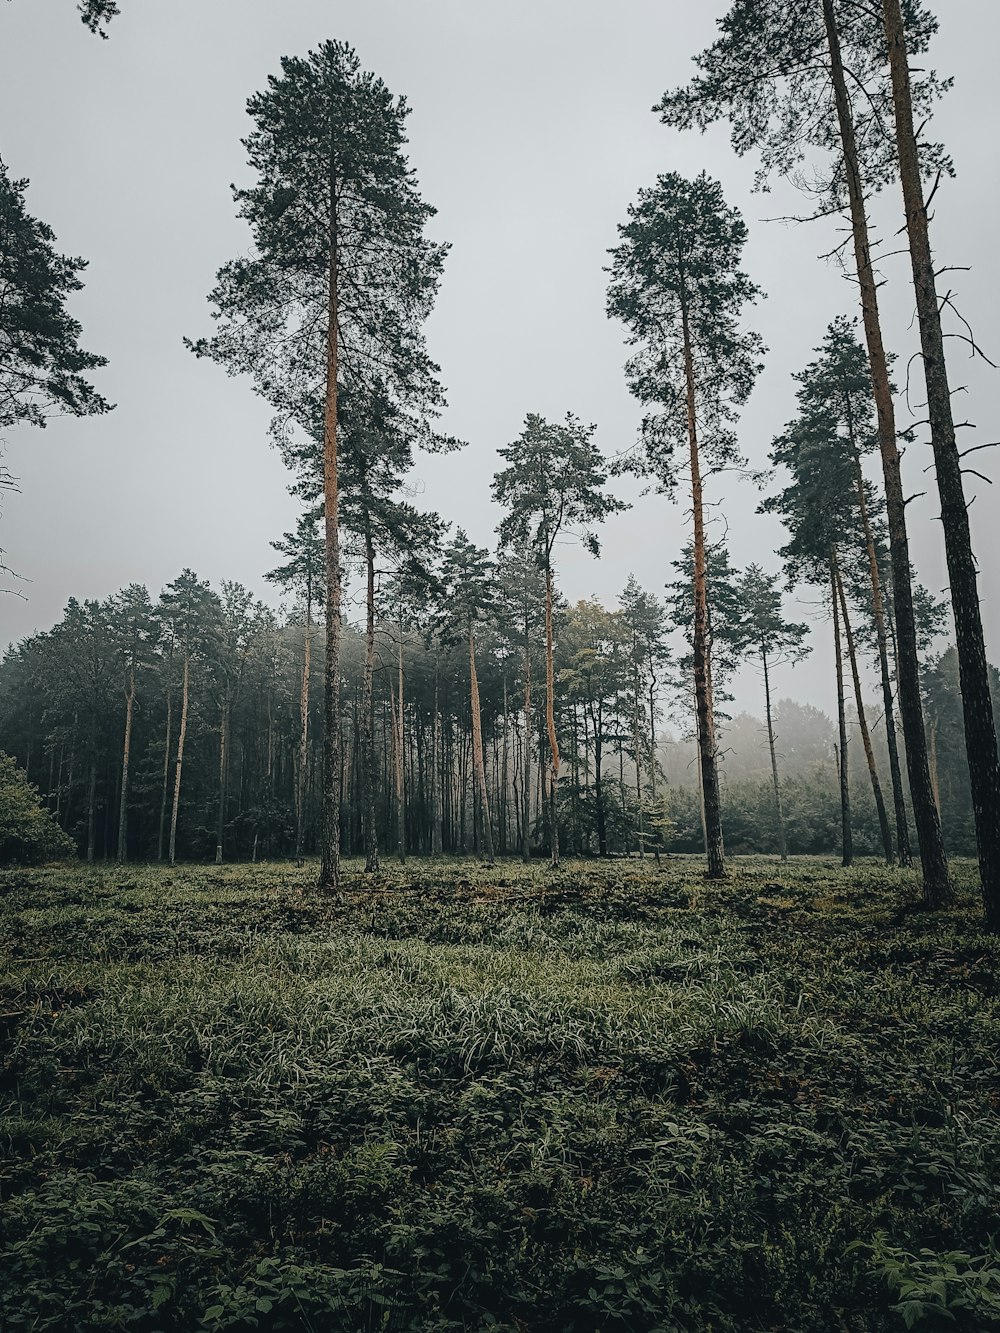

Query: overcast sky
[1,0,997,725]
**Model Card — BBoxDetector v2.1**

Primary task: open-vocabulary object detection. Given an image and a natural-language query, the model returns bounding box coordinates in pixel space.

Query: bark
[117,671,136,862]
[319,169,342,894]
[681,299,725,878]
[884,0,990,919]
[823,0,949,902]
[846,413,911,865]
[157,686,172,861]
[522,645,532,862]
[648,675,658,801]
[396,630,406,863]
[85,749,97,865]
[295,605,312,862]
[544,562,560,867]
[360,529,379,873]
[432,660,443,856]
[168,652,189,867]
[469,624,495,864]
[837,565,894,864]
[591,701,607,857]
[215,703,228,865]
[762,646,788,861]
[832,554,853,867]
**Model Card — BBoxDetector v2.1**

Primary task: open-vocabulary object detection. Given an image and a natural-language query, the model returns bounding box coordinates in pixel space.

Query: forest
[1,2,1000,1330]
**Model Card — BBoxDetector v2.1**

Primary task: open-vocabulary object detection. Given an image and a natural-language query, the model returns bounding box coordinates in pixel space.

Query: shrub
[0,753,76,866]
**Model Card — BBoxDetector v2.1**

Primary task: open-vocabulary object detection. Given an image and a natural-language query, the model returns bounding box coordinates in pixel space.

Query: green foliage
[0,161,111,430]
[657,0,952,204]
[606,169,764,490]
[0,752,75,865]
[1,858,997,1330]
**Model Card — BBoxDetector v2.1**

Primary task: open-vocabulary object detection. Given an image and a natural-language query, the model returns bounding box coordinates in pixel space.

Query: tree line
[0,547,991,869]
[2,3,998,927]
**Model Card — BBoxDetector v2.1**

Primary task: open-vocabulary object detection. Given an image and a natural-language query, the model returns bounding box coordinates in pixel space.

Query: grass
[1,855,999,1331]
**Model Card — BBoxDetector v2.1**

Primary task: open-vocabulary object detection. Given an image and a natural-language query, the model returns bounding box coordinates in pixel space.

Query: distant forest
[0,569,993,867]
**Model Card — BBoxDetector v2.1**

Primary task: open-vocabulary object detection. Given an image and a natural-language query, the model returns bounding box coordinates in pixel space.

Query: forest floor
[1,856,999,1332]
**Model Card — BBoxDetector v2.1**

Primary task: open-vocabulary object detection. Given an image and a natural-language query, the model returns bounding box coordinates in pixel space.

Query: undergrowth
[1,856,998,1331]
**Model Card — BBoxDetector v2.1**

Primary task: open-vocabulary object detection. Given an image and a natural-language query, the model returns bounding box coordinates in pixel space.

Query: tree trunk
[117,671,136,863]
[592,702,607,857]
[762,646,788,862]
[883,0,990,919]
[544,562,560,867]
[837,565,894,864]
[846,414,911,865]
[86,748,97,865]
[823,0,949,904]
[362,529,379,873]
[522,644,532,862]
[157,685,172,861]
[681,299,725,878]
[633,642,645,858]
[215,701,228,865]
[168,652,189,867]
[319,172,342,895]
[469,624,495,864]
[396,629,406,864]
[432,660,443,857]
[295,606,312,862]
[832,553,853,867]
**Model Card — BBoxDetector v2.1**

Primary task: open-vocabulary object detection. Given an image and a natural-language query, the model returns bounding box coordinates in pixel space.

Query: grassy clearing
[1,856,999,1331]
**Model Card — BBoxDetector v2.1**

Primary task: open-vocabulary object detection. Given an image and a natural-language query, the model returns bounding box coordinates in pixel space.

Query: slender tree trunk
[823,0,949,904]
[86,743,97,866]
[681,299,725,878]
[319,172,342,895]
[432,660,443,857]
[762,646,788,862]
[362,530,378,873]
[215,701,228,865]
[544,561,559,867]
[648,675,658,802]
[522,643,532,862]
[168,652,189,867]
[468,624,495,864]
[592,703,607,857]
[295,606,312,862]
[929,720,941,814]
[633,645,645,858]
[117,671,136,863]
[832,554,853,867]
[883,0,992,920]
[501,675,510,854]
[837,566,894,864]
[846,417,912,865]
[157,686,172,862]
[396,630,406,864]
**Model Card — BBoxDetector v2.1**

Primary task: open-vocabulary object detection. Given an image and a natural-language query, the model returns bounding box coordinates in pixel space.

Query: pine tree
[619,577,670,857]
[155,571,222,867]
[881,0,1000,928]
[265,512,325,863]
[105,584,157,862]
[658,0,950,903]
[0,161,111,431]
[493,414,625,868]
[736,565,810,862]
[438,531,498,865]
[189,41,450,893]
[607,172,764,879]
[789,319,912,865]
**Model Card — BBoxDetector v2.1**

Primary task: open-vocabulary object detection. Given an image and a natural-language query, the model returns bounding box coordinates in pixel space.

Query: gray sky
[1,0,998,725]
